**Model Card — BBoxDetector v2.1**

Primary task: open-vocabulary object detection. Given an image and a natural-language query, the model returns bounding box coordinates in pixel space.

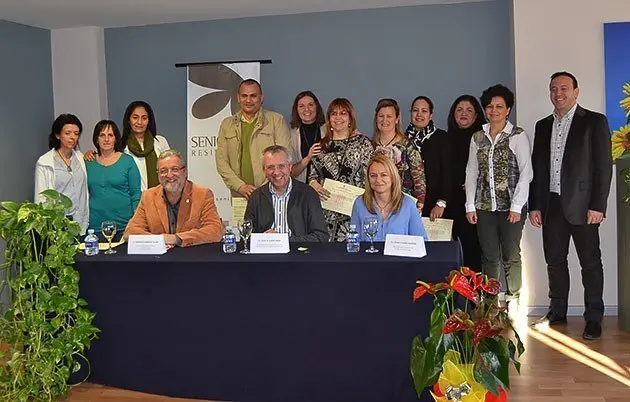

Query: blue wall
[105,0,514,154]
[0,19,54,310]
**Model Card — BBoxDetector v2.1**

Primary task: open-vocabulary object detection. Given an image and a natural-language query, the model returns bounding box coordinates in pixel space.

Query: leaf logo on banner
[189,64,243,119]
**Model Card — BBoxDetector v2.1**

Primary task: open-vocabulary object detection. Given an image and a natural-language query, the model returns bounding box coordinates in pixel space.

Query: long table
[75,241,462,402]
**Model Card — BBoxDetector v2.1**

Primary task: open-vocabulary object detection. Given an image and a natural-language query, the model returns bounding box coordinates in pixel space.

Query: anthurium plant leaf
[410,291,454,395]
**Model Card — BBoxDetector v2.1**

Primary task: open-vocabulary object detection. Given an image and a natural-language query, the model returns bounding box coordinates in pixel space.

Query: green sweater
[86,153,141,232]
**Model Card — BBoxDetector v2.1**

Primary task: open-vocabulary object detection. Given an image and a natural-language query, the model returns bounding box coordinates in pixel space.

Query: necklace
[378,133,397,148]
[56,150,72,172]
[375,198,391,211]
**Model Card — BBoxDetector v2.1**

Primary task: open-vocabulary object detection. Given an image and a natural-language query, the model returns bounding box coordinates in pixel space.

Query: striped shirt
[550,103,577,194]
[270,179,293,234]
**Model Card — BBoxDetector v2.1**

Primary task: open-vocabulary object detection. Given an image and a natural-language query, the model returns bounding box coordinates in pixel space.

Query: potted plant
[410,267,524,402]
[0,190,99,401]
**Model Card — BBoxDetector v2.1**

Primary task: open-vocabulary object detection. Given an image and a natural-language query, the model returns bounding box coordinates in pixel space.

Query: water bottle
[222,226,237,253]
[84,229,99,256]
[346,224,360,253]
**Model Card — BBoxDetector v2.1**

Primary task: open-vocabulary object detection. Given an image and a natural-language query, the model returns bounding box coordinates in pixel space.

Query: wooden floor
[64,316,630,401]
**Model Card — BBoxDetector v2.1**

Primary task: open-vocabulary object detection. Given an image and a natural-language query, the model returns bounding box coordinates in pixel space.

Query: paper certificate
[231,197,248,227]
[422,218,453,241]
[321,179,365,216]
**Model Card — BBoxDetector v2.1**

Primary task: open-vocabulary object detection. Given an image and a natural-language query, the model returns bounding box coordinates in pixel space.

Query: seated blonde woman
[351,154,427,241]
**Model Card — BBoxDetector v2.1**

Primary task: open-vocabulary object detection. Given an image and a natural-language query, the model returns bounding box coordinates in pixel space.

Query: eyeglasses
[158,166,186,176]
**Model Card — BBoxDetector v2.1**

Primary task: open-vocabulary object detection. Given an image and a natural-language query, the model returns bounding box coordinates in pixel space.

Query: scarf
[127,132,159,188]
[405,120,437,150]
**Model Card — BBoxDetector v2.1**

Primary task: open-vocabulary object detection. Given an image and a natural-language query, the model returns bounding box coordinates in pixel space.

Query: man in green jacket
[216,79,291,198]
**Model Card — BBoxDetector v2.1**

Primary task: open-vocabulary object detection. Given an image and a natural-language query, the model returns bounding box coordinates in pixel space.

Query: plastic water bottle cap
[88,229,95,234]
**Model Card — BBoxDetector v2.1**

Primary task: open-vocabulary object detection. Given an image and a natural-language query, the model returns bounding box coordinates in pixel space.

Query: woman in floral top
[372,98,426,212]
[309,98,374,242]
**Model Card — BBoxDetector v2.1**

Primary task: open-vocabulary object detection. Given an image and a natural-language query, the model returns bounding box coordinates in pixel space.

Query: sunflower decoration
[621,82,630,118]
[612,125,630,161]
[613,81,630,161]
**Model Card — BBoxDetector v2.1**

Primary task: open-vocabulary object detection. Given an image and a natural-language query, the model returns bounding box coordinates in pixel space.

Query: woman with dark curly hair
[465,84,532,302]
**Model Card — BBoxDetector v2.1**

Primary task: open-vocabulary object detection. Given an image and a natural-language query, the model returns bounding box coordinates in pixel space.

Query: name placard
[250,233,290,254]
[383,234,426,258]
[128,235,167,255]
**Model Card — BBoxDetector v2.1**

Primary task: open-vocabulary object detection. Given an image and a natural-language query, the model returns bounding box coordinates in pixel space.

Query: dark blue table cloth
[76,241,462,402]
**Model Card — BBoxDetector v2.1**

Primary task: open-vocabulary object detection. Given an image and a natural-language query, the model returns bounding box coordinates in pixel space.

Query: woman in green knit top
[86,120,141,241]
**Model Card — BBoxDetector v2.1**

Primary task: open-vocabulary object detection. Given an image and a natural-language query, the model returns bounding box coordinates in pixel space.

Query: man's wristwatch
[436,200,447,208]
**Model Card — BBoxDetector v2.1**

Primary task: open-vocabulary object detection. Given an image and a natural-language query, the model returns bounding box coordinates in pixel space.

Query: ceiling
[0,0,489,29]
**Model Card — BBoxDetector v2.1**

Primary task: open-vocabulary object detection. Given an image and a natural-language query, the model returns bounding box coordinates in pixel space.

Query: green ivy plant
[0,189,99,401]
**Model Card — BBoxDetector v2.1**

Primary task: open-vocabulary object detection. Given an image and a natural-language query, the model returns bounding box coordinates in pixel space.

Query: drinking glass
[363,217,379,254]
[101,221,117,254]
[239,219,253,254]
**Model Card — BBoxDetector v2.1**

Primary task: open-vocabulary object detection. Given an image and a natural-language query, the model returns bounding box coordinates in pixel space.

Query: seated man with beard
[124,149,223,247]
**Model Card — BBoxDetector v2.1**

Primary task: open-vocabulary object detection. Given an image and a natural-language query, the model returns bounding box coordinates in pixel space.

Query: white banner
[186,63,260,224]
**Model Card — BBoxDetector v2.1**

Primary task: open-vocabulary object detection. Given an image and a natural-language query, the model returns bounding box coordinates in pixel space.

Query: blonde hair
[362,154,403,215]
[372,98,405,146]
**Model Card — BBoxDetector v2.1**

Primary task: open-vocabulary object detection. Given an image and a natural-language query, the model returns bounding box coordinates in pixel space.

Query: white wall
[51,26,108,152]
[513,0,627,315]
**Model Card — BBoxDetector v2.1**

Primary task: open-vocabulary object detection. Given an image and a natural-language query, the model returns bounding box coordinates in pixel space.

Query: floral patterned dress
[309,134,374,242]
[374,138,426,209]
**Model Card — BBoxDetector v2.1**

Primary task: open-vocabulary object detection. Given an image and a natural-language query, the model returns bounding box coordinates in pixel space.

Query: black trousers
[452,211,482,272]
[543,193,604,322]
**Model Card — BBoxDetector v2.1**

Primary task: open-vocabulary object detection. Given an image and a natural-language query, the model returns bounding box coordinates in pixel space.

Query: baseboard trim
[526,305,618,317]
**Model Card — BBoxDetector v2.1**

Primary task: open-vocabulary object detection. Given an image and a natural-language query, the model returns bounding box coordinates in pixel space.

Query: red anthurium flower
[472,274,484,290]
[442,311,474,334]
[450,273,478,303]
[446,269,460,283]
[460,266,477,277]
[433,382,444,397]
[430,282,450,294]
[473,319,501,344]
[479,278,501,295]
[413,281,433,301]
[485,387,508,402]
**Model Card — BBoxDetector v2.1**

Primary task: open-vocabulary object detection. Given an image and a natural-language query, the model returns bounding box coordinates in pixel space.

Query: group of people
[34,71,613,340]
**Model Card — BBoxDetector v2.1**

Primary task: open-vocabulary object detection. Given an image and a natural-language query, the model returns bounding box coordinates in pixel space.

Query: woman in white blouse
[34,114,89,234]
[465,84,532,304]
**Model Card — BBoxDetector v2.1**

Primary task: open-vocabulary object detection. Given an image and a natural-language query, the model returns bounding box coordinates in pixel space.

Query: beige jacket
[216,109,291,194]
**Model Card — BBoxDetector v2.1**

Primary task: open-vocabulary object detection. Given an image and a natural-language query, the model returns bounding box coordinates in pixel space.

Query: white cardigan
[124,135,170,191]
[34,148,89,234]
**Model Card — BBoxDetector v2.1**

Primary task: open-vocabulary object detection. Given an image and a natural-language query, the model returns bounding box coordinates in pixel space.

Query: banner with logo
[186,63,260,223]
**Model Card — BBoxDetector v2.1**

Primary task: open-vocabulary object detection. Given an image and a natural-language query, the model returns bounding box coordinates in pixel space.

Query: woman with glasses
[86,120,141,240]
